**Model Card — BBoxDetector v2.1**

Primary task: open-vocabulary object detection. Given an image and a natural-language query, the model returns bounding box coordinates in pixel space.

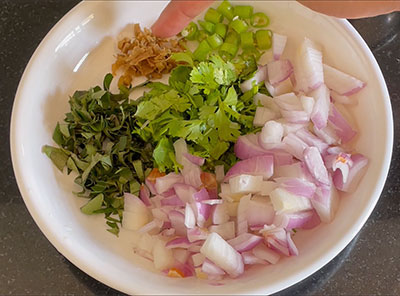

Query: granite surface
[0,0,399,295]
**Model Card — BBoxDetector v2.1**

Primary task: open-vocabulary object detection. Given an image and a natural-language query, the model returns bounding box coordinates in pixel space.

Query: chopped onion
[174,183,196,203]
[295,128,328,154]
[212,203,230,225]
[237,194,251,235]
[274,77,294,96]
[209,221,236,240]
[240,65,267,92]
[138,219,163,234]
[273,210,321,230]
[300,95,315,115]
[123,194,150,231]
[242,252,268,265]
[246,196,275,226]
[173,249,190,264]
[184,152,205,166]
[229,174,264,194]
[274,92,303,111]
[330,90,356,105]
[259,181,279,196]
[312,181,339,223]
[267,59,293,86]
[274,177,316,198]
[259,121,284,148]
[192,253,206,267]
[282,133,309,161]
[166,237,191,249]
[309,84,330,130]
[253,93,281,115]
[224,155,274,182]
[252,244,280,264]
[323,63,365,96]
[187,227,209,243]
[253,107,278,127]
[153,239,175,271]
[272,32,287,60]
[201,259,226,276]
[270,187,313,213]
[200,232,244,278]
[328,104,357,143]
[184,203,196,229]
[227,233,263,252]
[333,154,368,193]
[168,210,187,236]
[234,133,269,160]
[139,184,152,207]
[161,195,185,207]
[304,147,329,185]
[155,173,183,194]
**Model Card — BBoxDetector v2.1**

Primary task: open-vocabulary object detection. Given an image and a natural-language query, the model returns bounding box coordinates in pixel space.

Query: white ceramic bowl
[10,1,393,295]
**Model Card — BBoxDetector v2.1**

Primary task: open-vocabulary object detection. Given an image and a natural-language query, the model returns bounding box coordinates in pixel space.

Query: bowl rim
[10,1,393,295]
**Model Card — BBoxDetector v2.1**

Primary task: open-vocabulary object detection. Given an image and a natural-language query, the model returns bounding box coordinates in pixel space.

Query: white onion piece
[134,233,155,261]
[295,128,328,154]
[300,95,315,115]
[139,184,152,207]
[328,104,357,143]
[259,121,284,148]
[242,252,268,265]
[240,65,267,92]
[333,154,368,193]
[304,147,329,185]
[274,77,294,96]
[273,210,321,230]
[259,181,279,196]
[184,203,196,229]
[236,194,251,235]
[184,152,205,166]
[293,38,324,92]
[123,194,150,231]
[270,187,313,213]
[215,165,225,183]
[272,32,287,60]
[323,63,366,96]
[281,110,310,124]
[153,239,175,271]
[224,155,274,182]
[234,133,269,160]
[229,175,263,194]
[309,84,330,130]
[160,195,185,207]
[313,124,339,145]
[247,196,275,226]
[219,183,242,202]
[330,90,356,105]
[277,119,308,137]
[168,210,187,236]
[252,244,280,264]
[187,227,209,243]
[209,221,236,240]
[201,259,226,276]
[253,93,281,116]
[274,162,311,180]
[267,59,293,86]
[253,107,278,127]
[173,248,190,264]
[312,181,339,223]
[155,173,183,194]
[283,133,309,161]
[151,208,168,222]
[226,202,239,217]
[200,232,244,278]
[266,237,290,256]
[274,177,316,198]
[173,183,196,203]
[138,219,163,234]
[227,233,263,252]
[274,92,303,111]
[212,203,230,225]
[201,199,223,205]
[174,139,203,188]
[166,237,191,249]
[192,253,206,267]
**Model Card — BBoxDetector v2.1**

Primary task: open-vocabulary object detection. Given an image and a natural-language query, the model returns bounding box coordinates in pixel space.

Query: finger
[298,1,400,19]
[152,0,214,38]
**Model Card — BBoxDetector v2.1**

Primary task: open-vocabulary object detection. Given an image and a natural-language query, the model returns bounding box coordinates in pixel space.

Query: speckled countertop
[0,1,399,295]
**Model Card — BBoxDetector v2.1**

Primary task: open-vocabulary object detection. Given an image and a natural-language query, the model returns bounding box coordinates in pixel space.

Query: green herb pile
[43,0,272,235]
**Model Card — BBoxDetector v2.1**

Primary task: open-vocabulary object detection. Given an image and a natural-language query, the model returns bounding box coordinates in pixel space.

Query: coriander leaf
[153,137,176,172]
[215,108,240,141]
[171,52,194,67]
[210,55,237,85]
[42,145,68,171]
[224,86,238,106]
[81,193,104,215]
[103,73,113,90]
[190,62,218,94]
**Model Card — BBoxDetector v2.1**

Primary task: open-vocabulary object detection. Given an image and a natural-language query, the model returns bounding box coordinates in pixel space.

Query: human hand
[152,0,400,38]
[152,0,213,38]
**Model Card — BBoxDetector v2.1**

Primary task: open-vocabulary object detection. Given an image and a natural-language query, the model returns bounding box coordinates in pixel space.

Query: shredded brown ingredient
[112,24,185,87]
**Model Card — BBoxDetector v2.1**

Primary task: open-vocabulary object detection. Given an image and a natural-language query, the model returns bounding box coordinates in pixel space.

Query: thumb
[152,0,214,38]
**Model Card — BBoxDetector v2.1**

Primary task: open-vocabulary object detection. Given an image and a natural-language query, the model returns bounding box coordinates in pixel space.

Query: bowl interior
[11,1,392,295]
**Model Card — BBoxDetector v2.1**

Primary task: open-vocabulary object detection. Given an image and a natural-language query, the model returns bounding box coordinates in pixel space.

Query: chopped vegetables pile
[43,0,369,283]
